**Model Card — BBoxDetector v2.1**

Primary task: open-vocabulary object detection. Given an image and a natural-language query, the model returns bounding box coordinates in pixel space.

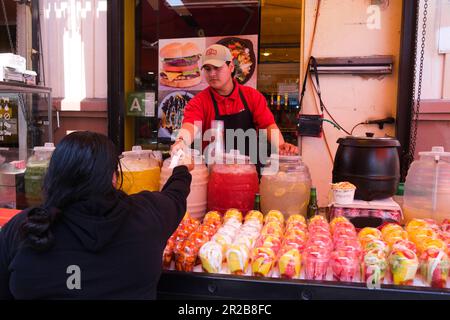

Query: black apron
[210,89,270,176]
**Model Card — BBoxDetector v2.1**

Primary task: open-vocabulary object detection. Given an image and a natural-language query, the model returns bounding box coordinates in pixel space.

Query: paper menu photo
[158,39,207,91]
[215,36,257,86]
[157,91,194,140]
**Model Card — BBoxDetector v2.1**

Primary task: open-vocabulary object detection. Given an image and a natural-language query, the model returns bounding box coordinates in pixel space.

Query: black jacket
[0,166,191,300]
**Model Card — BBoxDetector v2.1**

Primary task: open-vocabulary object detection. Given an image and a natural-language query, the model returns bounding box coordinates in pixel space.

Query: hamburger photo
[159,42,202,88]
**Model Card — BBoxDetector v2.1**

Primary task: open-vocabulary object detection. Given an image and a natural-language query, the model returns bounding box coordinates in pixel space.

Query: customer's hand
[279,142,299,156]
[179,155,194,172]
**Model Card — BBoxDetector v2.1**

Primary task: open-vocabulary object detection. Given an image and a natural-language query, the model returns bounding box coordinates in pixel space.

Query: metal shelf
[0,81,52,95]
[157,271,450,300]
[0,81,53,144]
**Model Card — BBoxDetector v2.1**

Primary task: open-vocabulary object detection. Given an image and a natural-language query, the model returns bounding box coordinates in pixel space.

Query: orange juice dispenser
[119,146,161,194]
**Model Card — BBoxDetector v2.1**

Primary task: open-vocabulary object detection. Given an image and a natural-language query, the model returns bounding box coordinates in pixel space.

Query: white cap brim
[201,59,228,68]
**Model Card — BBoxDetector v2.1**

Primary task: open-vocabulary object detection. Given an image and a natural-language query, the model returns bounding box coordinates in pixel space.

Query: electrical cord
[309,77,352,135]
[322,118,341,129]
[350,122,365,136]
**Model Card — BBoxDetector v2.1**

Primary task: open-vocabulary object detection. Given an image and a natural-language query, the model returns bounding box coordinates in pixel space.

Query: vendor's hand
[170,138,186,157]
[279,142,299,156]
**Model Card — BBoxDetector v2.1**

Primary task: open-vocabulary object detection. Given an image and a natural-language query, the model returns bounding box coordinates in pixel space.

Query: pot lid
[121,145,156,157]
[337,136,400,147]
[269,154,302,162]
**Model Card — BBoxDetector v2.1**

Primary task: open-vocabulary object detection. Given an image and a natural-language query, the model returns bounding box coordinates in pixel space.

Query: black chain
[404,0,428,178]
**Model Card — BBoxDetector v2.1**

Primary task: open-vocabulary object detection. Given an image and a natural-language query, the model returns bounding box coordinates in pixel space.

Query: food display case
[157,270,450,300]
[0,81,53,209]
[157,212,450,300]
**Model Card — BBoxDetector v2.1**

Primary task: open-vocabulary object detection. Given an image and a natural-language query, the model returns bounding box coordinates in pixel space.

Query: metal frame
[0,80,52,142]
[107,0,125,152]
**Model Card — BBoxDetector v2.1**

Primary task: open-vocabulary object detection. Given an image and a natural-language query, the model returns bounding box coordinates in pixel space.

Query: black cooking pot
[332,136,401,201]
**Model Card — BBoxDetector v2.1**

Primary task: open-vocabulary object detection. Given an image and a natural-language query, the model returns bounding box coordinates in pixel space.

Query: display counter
[157,270,450,300]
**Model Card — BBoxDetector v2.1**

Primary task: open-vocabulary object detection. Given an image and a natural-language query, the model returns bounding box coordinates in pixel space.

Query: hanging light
[262,50,271,57]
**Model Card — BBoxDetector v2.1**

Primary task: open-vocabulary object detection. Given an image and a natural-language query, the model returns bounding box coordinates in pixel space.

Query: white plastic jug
[403,146,450,223]
[160,149,208,219]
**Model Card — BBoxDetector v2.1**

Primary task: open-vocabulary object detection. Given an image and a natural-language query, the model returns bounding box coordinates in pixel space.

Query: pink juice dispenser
[207,150,259,215]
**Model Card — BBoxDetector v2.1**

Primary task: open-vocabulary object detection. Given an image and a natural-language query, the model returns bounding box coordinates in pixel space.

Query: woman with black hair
[0,131,192,299]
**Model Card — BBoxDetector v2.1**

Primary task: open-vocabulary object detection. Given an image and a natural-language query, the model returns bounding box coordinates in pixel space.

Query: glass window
[134,0,301,146]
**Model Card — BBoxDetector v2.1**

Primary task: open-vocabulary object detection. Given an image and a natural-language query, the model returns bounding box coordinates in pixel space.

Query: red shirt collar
[209,79,240,102]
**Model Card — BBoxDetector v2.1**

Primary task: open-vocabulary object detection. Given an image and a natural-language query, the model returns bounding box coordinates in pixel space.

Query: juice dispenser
[160,149,208,219]
[403,146,450,223]
[260,155,312,218]
[207,149,259,215]
[119,146,161,194]
[0,148,27,209]
[24,142,55,206]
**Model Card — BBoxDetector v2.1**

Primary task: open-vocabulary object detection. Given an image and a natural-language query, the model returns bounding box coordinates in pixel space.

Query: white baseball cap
[201,44,233,68]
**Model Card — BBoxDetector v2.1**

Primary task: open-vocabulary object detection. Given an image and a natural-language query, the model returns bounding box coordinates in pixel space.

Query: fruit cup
[255,234,282,254]
[303,246,330,281]
[251,246,276,277]
[332,226,357,243]
[278,247,302,279]
[362,239,388,255]
[199,241,223,273]
[441,219,450,233]
[245,210,264,224]
[330,217,351,232]
[330,250,359,282]
[392,239,417,254]
[224,208,243,223]
[334,238,362,258]
[306,233,333,253]
[226,244,250,275]
[264,210,285,225]
[361,249,387,286]
[388,247,418,286]
[419,248,449,288]
[286,214,307,227]
[203,211,222,227]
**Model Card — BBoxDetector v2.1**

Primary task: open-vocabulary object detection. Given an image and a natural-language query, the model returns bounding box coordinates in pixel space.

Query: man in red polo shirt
[171,44,298,165]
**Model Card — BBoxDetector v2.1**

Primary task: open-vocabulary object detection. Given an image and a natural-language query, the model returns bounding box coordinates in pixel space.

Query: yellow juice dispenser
[119,146,161,194]
[260,155,312,218]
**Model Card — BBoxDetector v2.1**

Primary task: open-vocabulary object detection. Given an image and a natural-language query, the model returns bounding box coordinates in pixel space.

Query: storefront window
[134,0,301,147]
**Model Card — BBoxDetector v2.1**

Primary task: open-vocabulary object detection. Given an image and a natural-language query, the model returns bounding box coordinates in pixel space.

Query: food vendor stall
[102,0,450,300]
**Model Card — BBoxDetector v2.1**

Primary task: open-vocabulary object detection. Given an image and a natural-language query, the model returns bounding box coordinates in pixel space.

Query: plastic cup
[303,246,330,280]
[330,250,359,282]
